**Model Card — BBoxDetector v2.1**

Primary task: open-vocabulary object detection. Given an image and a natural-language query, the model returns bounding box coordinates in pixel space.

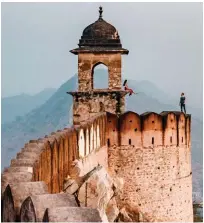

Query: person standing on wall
[179,92,186,114]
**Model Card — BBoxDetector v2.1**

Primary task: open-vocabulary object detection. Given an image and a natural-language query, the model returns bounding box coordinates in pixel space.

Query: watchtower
[68,6,129,125]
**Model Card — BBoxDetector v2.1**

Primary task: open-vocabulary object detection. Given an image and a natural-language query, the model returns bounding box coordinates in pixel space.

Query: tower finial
[99,6,103,19]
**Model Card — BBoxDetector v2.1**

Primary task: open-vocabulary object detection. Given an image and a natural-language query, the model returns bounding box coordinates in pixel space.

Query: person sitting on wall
[179,92,186,114]
[123,79,136,96]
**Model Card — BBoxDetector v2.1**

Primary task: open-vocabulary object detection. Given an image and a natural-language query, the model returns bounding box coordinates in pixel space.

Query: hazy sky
[2,2,203,108]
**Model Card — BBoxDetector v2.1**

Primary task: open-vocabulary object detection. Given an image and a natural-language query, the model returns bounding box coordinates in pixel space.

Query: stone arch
[91,62,109,89]
[77,52,122,91]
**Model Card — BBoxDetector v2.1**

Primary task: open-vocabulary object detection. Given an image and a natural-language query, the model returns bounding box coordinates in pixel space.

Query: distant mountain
[1,88,56,124]
[1,69,202,200]
[1,76,76,169]
[126,79,203,121]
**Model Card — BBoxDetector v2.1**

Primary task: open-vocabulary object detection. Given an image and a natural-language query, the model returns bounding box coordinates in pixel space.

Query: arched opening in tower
[92,63,109,89]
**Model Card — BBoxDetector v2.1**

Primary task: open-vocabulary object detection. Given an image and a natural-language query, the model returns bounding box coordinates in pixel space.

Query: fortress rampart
[107,111,191,148]
[1,111,193,222]
[1,113,107,222]
[1,7,193,223]
[107,111,193,222]
[2,113,107,194]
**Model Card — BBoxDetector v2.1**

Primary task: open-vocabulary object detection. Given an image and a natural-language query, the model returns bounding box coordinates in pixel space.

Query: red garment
[124,86,134,95]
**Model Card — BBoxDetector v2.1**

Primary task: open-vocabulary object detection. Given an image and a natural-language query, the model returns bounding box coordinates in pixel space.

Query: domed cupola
[70,6,128,54]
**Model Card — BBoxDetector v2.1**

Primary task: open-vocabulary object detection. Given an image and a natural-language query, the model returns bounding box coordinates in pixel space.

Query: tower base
[67,89,127,125]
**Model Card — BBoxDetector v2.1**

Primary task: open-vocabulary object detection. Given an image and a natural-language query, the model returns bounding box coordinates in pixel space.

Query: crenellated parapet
[106,111,191,148]
[107,111,193,222]
[76,112,107,158]
[1,110,192,222]
[2,113,107,195]
[1,113,107,222]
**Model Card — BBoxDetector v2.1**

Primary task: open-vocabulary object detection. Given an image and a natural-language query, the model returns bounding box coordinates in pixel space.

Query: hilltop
[2,88,56,124]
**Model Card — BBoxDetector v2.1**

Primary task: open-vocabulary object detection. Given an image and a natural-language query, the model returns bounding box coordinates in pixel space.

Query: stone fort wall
[107,111,193,222]
[1,113,107,221]
[1,111,193,222]
[2,113,107,194]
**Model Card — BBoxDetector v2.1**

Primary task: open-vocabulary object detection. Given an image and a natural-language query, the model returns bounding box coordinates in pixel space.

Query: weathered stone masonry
[68,52,128,125]
[107,111,193,222]
[77,53,123,91]
[69,90,127,125]
[1,111,193,222]
[1,113,106,222]
[1,7,193,223]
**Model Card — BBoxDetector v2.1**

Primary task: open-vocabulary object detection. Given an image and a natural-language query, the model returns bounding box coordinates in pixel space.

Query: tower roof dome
[81,18,118,41]
[70,6,129,54]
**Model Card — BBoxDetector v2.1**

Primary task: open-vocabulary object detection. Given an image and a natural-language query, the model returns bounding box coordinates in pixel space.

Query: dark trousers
[181,103,186,114]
